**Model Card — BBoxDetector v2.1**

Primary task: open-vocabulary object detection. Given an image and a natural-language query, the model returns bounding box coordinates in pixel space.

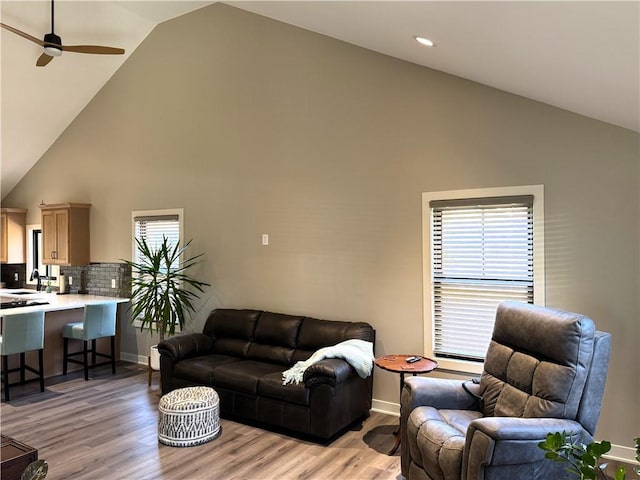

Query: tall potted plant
[124,236,210,369]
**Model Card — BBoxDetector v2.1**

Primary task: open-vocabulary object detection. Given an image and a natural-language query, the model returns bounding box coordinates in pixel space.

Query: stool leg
[20,352,25,383]
[38,349,45,392]
[83,341,89,381]
[110,336,116,374]
[92,339,97,366]
[148,356,152,386]
[2,355,9,402]
[63,337,69,375]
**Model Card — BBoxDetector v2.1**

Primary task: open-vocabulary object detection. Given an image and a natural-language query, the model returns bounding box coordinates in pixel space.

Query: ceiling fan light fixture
[415,36,435,47]
[43,32,62,56]
[1,0,123,67]
[44,46,62,56]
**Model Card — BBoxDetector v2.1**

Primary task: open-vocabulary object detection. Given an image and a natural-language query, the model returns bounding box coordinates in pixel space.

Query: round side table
[374,354,438,455]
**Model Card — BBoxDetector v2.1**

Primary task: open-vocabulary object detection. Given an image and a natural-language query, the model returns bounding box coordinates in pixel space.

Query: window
[132,210,182,265]
[423,186,544,373]
[26,225,59,287]
[131,209,184,327]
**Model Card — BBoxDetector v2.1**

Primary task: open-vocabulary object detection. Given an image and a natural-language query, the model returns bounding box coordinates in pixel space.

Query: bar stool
[63,301,117,381]
[1,311,46,401]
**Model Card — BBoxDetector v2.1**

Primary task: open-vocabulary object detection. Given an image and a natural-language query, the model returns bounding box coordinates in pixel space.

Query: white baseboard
[120,352,148,365]
[372,398,399,417]
[370,398,637,464]
[604,444,639,465]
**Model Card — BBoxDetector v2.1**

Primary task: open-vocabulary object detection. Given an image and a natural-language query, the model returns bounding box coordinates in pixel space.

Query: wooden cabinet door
[42,209,58,263]
[0,212,7,263]
[54,209,69,264]
[42,209,69,264]
[41,204,89,266]
[1,209,27,264]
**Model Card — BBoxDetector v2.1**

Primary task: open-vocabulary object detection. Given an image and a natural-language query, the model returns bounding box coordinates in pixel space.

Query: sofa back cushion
[204,309,259,357]
[479,301,595,420]
[203,309,375,367]
[247,312,303,365]
[292,318,375,363]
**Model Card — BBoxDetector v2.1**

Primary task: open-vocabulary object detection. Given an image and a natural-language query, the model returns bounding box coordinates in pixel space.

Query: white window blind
[133,214,180,265]
[430,195,534,362]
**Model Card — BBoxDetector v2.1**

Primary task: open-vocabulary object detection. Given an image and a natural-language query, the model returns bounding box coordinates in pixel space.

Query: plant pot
[149,344,161,371]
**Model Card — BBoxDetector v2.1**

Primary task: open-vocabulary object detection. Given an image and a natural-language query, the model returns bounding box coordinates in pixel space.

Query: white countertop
[0,289,130,316]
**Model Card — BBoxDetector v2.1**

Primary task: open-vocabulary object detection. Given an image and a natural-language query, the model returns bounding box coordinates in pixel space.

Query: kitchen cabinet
[0,208,27,264]
[40,203,91,266]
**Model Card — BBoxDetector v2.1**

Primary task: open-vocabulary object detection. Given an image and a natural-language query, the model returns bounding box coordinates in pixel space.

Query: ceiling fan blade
[61,45,124,55]
[36,53,54,67]
[0,22,45,47]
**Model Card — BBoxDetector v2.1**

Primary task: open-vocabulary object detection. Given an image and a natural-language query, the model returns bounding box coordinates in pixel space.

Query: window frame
[422,185,545,374]
[130,208,184,330]
[25,224,59,287]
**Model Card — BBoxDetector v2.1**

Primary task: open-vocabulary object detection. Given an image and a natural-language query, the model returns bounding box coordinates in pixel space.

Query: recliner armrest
[303,358,355,387]
[402,376,480,411]
[400,377,480,476]
[157,333,214,363]
[463,417,587,478]
[468,416,584,442]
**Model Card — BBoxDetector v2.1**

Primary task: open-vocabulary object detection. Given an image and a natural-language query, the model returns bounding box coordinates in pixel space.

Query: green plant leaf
[579,464,596,479]
[613,465,626,480]
[122,236,210,341]
[581,452,596,467]
[587,440,611,458]
[537,432,618,480]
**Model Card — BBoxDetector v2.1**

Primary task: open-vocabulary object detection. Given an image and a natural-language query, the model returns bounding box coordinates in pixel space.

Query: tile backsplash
[62,262,132,298]
[1,262,131,297]
[0,263,27,288]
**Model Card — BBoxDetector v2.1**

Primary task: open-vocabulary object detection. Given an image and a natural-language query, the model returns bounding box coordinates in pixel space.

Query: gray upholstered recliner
[400,301,612,480]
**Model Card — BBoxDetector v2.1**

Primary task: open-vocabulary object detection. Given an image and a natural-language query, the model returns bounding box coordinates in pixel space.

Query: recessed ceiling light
[415,36,435,47]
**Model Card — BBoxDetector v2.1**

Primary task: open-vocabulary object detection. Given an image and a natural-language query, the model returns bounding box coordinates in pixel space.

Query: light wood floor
[1,362,402,480]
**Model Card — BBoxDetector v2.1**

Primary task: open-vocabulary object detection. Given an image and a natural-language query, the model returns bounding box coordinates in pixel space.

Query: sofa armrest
[464,417,587,478]
[303,358,355,387]
[157,333,214,363]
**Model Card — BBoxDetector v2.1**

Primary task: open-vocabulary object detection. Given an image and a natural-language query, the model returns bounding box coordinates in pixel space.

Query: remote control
[405,356,421,363]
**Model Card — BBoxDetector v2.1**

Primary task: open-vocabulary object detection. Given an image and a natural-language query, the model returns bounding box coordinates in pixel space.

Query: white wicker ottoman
[158,386,221,447]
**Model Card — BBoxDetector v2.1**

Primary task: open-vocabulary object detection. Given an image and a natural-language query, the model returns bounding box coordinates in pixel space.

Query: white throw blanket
[281,339,374,385]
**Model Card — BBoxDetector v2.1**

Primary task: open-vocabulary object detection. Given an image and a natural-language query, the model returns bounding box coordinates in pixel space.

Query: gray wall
[4,4,639,449]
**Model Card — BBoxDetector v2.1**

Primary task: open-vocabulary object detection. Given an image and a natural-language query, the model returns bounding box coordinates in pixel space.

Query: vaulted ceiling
[2,1,638,200]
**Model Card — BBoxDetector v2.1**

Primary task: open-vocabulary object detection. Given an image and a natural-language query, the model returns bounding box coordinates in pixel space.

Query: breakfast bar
[0,289,129,378]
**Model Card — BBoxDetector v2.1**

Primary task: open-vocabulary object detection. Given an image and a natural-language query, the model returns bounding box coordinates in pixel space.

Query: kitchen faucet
[30,269,42,291]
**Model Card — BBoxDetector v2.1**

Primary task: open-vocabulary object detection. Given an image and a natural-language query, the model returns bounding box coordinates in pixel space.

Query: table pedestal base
[374,355,438,457]
[388,427,401,455]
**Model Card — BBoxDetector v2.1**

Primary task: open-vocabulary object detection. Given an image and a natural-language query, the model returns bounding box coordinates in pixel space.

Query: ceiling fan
[0,0,124,67]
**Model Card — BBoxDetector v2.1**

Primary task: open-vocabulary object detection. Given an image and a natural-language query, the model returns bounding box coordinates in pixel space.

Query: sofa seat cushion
[213,360,284,395]
[258,371,310,406]
[407,407,483,480]
[174,354,243,384]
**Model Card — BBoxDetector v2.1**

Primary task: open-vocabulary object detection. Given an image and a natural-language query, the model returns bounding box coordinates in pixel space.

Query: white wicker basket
[158,386,221,447]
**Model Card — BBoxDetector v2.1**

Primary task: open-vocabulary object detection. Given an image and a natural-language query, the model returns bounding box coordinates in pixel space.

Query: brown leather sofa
[158,308,375,440]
